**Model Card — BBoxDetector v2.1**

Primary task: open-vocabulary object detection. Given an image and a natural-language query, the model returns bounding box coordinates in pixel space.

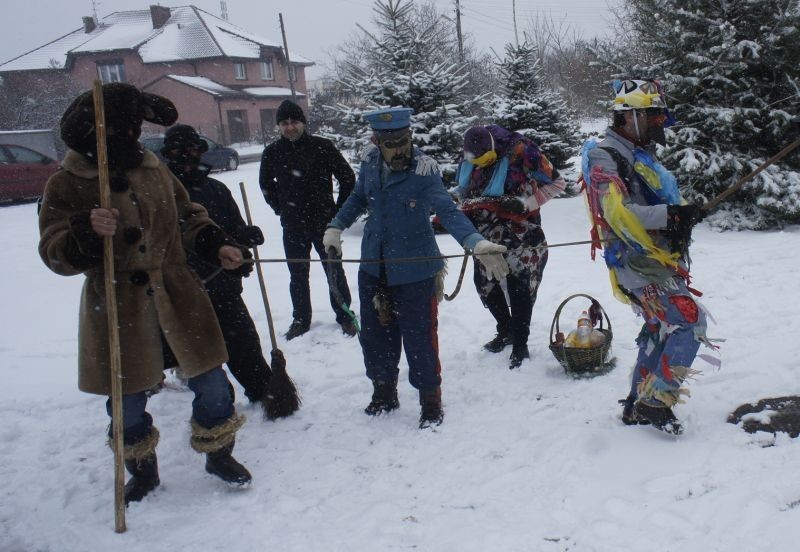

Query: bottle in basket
[565,310,605,348]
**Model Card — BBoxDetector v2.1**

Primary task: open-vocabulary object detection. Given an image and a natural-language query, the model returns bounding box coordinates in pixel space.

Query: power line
[460,7,517,34]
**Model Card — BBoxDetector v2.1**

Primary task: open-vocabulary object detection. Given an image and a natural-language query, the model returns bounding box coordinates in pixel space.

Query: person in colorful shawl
[456,125,566,369]
[582,79,708,434]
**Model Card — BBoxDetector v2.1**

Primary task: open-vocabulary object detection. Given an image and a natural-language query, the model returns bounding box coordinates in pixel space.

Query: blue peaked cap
[362,107,414,131]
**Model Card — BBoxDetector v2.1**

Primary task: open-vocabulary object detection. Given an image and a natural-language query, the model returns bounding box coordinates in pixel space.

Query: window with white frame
[97,61,126,83]
[234,62,247,80]
[260,60,274,80]
[288,65,296,82]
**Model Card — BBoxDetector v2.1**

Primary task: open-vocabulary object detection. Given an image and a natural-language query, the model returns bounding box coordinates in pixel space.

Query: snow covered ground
[2,159,800,551]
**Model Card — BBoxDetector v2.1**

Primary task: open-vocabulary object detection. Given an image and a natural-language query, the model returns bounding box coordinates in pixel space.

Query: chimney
[150,5,171,29]
[82,16,96,34]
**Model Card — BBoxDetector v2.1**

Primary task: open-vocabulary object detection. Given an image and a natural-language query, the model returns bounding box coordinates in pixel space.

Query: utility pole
[455,0,464,61]
[512,0,519,46]
[278,13,297,102]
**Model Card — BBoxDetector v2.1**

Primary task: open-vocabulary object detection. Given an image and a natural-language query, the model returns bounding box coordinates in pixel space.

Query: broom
[238,182,301,419]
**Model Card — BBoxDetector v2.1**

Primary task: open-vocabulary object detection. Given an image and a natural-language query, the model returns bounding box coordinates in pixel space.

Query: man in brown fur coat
[38,83,253,504]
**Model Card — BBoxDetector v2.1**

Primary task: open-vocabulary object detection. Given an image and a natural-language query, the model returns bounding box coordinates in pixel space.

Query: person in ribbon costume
[582,79,711,434]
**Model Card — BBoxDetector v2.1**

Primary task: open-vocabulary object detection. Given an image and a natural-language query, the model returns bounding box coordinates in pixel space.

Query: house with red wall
[0,5,312,144]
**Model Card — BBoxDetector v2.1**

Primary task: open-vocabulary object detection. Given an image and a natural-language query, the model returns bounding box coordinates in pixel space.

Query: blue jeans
[358,272,441,391]
[628,280,706,406]
[283,228,352,325]
[106,367,235,445]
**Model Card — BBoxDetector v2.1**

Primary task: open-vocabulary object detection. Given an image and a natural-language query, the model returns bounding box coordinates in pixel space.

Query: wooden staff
[703,137,800,212]
[92,80,126,533]
[238,182,300,419]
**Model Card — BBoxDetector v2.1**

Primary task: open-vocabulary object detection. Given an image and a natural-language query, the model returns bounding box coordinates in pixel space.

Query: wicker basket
[549,293,613,376]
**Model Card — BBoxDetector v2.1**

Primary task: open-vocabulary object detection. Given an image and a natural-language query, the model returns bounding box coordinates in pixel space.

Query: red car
[0,144,60,205]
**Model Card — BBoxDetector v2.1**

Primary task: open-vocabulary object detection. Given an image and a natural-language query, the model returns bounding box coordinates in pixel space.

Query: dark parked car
[0,144,60,205]
[141,134,239,171]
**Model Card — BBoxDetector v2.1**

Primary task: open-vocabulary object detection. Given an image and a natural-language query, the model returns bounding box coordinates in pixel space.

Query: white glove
[323,227,343,257]
[473,240,509,281]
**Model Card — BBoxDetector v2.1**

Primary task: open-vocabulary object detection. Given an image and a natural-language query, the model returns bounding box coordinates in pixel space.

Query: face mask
[166,147,203,167]
[468,149,498,168]
[464,129,497,167]
[646,125,667,146]
[377,130,412,171]
[646,110,668,146]
[105,124,144,170]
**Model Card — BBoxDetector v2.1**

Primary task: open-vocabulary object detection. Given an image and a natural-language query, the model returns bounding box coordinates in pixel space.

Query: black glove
[669,204,705,225]
[499,196,525,214]
[226,247,254,278]
[68,211,104,258]
[666,204,705,253]
[241,225,265,246]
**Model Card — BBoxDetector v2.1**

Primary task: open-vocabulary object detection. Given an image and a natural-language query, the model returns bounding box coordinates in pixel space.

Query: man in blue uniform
[323,107,509,428]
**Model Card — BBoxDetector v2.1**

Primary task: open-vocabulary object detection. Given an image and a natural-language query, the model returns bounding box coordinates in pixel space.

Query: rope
[246,238,604,266]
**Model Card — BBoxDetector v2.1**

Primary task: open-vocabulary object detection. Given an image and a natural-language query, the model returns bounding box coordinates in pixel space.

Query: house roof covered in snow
[242,86,305,98]
[0,5,314,72]
[161,75,304,99]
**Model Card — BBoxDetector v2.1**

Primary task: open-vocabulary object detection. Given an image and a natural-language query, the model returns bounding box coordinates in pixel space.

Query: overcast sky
[0,0,618,80]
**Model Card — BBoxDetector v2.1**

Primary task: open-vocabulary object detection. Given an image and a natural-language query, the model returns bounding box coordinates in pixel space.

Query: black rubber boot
[508,344,530,369]
[619,396,651,426]
[483,332,513,353]
[340,319,358,337]
[285,319,310,340]
[364,379,400,416]
[419,388,444,429]
[205,441,252,487]
[634,401,683,435]
[124,453,160,505]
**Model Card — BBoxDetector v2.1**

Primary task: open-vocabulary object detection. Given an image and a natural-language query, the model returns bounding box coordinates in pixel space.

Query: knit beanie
[462,126,494,157]
[275,100,306,124]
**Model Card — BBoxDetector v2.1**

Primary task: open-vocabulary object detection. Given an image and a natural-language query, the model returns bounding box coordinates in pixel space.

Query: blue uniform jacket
[331,146,482,286]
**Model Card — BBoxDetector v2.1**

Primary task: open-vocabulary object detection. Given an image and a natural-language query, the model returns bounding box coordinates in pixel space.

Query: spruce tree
[326,0,481,181]
[595,0,800,229]
[487,42,582,174]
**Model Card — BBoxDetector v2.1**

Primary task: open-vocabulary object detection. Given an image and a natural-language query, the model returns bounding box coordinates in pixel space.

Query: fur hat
[60,83,178,162]
[162,124,208,158]
[275,100,306,124]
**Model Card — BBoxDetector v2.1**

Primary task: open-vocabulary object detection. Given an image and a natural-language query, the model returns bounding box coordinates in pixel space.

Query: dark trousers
[474,247,547,346]
[206,281,271,403]
[106,367,235,445]
[358,271,441,391]
[477,269,534,345]
[283,228,352,325]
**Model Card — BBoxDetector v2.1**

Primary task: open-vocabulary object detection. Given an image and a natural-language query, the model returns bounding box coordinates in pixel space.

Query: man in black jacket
[259,100,356,340]
[162,124,273,405]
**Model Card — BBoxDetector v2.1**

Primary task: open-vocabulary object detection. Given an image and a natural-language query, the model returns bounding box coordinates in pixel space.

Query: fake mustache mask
[377,131,412,171]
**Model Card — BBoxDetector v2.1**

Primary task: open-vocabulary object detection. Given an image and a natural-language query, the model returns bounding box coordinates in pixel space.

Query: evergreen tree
[325,0,482,181]
[487,42,582,175]
[594,0,800,229]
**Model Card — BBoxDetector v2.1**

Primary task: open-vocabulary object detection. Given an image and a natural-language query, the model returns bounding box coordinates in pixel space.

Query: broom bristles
[263,349,301,420]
